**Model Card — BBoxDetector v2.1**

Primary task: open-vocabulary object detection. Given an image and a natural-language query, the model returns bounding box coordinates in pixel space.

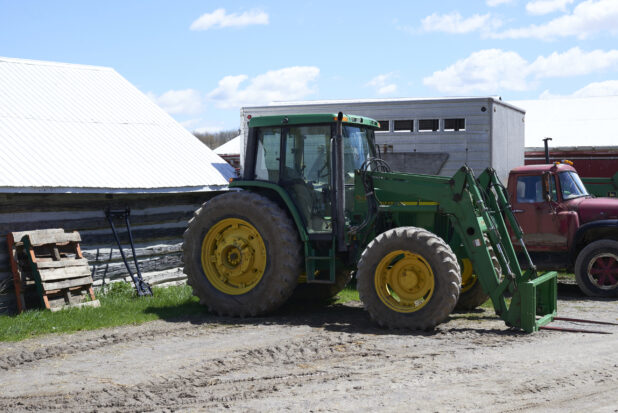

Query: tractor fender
[228,180,309,242]
[571,219,618,260]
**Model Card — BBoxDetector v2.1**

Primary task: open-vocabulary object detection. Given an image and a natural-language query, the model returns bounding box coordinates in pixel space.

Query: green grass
[334,285,360,304]
[0,283,204,342]
[1,272,575,342]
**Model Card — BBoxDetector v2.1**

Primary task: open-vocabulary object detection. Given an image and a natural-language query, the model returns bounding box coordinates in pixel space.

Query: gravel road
[1,288,616,412]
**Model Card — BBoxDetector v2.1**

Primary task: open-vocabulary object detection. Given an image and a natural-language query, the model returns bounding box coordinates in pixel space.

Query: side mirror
[542,172,551,202]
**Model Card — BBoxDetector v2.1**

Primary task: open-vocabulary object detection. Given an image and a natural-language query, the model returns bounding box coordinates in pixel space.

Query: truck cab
[507,163,618,297]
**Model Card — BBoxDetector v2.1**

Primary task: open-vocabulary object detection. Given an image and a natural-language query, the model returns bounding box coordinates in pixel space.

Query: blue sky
[2,0,618,133]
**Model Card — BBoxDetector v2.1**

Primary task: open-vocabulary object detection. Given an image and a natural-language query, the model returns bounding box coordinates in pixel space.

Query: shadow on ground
[143,280,612,337]
[144,295,524,337]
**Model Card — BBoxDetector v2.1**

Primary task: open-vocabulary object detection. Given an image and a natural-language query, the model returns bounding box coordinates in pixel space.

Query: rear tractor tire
[182,191,302,316]
[574,239,618,298]
[357,227,461,330]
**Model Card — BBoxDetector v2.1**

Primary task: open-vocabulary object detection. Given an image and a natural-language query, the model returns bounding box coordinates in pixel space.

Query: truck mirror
[542,172,551,202]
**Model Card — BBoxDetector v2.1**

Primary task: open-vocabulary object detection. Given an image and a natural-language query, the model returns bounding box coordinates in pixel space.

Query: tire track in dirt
[1,300,615,412]
[0,330,379,411]
[0,320,238,370]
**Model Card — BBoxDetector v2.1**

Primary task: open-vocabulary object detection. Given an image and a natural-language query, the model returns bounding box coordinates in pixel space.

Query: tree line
[193,129,239,149]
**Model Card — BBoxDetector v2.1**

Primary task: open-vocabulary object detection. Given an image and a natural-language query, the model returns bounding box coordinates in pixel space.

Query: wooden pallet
[8,229,100,312]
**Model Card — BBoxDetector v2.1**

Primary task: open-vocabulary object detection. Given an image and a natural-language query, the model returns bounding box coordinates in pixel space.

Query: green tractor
[183,113,558,332]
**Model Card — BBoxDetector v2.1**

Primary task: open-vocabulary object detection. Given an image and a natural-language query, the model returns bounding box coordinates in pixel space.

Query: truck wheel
[357,227,461,330]
[183,192,302,316]
[574,240,618,297]
[292,270,353,301]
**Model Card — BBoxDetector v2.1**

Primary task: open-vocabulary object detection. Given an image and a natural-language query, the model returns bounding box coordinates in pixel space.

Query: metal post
[543,137,552,163]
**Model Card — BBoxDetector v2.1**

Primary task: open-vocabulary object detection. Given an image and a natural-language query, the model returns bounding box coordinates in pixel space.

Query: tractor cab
[242,114,379,235]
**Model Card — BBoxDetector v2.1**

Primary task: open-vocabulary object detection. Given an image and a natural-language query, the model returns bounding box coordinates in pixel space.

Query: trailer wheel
[574,239,618,297]
[357,227,461,330]
[183,191,302,316]
[292,269,353,301]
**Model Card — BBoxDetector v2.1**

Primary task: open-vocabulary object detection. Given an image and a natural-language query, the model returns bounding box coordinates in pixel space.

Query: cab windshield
[559,171,589,200]
[342,125,376,183]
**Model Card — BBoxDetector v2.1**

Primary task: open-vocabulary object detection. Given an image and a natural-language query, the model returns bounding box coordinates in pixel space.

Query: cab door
[511,173,567,251]
[281,124,333,234]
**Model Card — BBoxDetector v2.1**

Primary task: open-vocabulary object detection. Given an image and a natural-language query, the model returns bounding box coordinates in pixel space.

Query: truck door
[511,174,567,251]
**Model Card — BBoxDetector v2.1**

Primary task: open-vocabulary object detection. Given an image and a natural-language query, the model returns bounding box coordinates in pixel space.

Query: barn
[0,56,235,312]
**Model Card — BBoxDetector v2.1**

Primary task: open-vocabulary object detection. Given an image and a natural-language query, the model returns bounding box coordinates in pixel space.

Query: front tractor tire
[357,227,461,330]
[574,239,618,298]
[455,241,501,311]
[454,258,488,311]
[183,192,302,316]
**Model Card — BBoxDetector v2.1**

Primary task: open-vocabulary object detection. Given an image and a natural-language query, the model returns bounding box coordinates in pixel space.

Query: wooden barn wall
[0,191,222,313]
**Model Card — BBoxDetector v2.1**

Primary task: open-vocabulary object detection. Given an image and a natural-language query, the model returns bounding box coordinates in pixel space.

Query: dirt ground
[0,286,616,412]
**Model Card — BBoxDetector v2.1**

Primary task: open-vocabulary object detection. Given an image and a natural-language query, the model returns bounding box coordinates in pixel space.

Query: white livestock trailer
[240,97,525,183]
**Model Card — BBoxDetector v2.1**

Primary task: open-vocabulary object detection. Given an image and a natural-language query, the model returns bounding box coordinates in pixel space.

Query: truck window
[549,175,558,201]
[559,171,589,200]
[516,176,543,203]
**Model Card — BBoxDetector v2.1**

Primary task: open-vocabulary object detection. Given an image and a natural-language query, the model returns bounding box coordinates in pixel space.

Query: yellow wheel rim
[200,218,267,295]
[374,250,435,313]
[460,258,477,293]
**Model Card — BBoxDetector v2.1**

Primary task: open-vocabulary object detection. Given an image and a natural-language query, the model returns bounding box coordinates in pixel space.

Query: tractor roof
[248,113,380,129]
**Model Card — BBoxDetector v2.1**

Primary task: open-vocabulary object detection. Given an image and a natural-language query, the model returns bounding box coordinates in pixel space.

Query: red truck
[507,162,618,297]
[525,146,618,197]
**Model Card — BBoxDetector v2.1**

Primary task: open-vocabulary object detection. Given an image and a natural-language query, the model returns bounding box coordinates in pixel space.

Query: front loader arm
[369,166,557,332]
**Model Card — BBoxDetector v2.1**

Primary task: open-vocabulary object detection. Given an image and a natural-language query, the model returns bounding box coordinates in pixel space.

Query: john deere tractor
[183,113,558,332]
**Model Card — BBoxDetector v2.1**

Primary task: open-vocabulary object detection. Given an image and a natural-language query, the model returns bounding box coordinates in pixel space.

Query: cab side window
[516,176,543,203]
[516,175,558,203]
[254,127,281,181]
[548,175,558,201]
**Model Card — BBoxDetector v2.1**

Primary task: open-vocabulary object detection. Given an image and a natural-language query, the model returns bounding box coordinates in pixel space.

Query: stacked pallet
[8,229,100,312]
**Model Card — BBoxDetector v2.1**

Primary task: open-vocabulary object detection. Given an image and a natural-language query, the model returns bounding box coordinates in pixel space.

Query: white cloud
[494,0,618,39]
[421,12,501,34]
[207,66,320,109]
[147,89,203,115]
[529,47,618,78]
[487,0,515,6]
[180,118,202,129]
[190,8,269,31]
[366,73,398,95]
[540,80,618,98]
[526,0,575,15]
[423,47,618,94]
[193,124,227,134]
[423,49,531,94]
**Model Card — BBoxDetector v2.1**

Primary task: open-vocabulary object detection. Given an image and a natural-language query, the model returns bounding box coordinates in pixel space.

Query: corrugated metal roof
[512,96,618,148]
[214,135,241,155]
[0,56,234,193]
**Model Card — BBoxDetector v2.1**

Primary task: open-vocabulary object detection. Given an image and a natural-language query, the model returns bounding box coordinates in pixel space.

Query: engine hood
[576,197,618,223]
